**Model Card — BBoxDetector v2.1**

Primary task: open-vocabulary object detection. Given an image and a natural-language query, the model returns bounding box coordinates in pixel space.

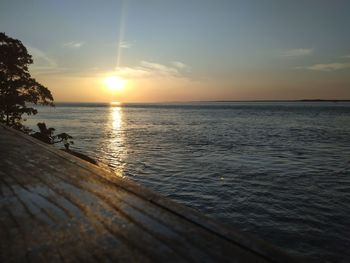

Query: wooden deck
[0,124,298,262]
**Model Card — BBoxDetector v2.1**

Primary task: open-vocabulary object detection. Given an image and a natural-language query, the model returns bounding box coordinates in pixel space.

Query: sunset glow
[105,76,125,91]
[2,1,349,102]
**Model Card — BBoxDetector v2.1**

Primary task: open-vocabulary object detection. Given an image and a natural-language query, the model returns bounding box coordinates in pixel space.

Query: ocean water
[27,102,350,262]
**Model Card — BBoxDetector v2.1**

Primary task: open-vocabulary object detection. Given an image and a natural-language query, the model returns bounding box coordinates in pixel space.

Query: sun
[105,76,125,91]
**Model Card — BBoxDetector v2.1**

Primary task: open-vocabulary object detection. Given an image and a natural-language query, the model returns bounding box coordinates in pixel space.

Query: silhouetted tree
[31,122,55,144]
[56,132,74,150]
[32,122,74,149]
[0,32,54,131]
[31,122,74,150]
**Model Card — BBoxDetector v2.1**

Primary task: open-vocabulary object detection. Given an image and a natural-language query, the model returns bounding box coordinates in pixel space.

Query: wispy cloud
[26,45,84,76]
[26,45,59,75]
[63,41,85,48]
[140,61,179,75]
[27,46,56,68]
[171,61,191,71]
[120,41,134,49]
[298,63,350,72]
[280,48,313,58]
[111,61,191,79]
[343,54,350,59]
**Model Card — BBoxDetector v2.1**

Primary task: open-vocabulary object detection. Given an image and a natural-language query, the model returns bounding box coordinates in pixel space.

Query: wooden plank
[0,124,300,262]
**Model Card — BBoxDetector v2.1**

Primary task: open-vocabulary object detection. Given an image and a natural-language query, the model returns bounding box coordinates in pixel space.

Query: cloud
[26,45,82,76]
[26,45,59,75]
[110,61,192,79]
[120,41,133,49]
[27,46,56,68]
[343,55,350,59]
[63,41,85,48]
[280,48,313,57]
[298,63,350,72]
[139,61,179,75]
[171,61,191,71]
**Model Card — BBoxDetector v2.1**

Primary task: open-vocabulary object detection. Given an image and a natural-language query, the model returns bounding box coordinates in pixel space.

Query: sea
[26,101,350,262]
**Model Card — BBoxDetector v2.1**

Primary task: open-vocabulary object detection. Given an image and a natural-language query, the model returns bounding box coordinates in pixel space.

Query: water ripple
[28,102,350,262]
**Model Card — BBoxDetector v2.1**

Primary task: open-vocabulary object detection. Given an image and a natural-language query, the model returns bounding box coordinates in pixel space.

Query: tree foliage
[32,122,74,149]
[0,32,54,130]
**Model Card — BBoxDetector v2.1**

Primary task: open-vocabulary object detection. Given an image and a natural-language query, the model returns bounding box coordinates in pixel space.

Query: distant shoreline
[52,99,350,104]
[199,99,350,103]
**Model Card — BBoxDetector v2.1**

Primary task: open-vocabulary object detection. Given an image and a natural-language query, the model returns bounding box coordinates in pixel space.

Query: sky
[1,0,350,102]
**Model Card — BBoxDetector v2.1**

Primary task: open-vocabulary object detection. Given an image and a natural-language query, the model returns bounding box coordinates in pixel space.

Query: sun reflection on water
[104,105,126,176]
[111,105,122,131]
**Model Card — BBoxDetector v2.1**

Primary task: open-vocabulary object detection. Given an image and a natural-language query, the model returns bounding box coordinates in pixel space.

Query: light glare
[105,76,125,91]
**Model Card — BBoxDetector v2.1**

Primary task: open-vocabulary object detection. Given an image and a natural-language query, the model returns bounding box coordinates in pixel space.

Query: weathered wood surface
[0,124,298,262]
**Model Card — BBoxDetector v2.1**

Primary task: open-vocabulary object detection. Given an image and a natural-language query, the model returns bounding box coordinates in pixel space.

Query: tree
[0,32,54,131]
[32,122,74,149]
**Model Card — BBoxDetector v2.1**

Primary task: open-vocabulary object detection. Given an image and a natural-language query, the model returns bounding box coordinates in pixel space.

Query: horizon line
[51,99,350,104]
